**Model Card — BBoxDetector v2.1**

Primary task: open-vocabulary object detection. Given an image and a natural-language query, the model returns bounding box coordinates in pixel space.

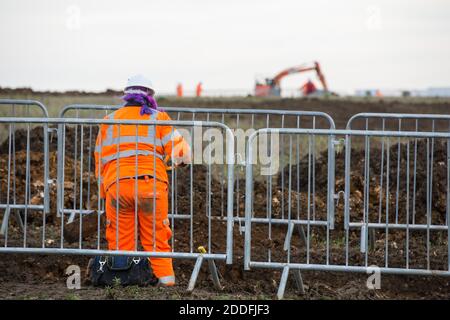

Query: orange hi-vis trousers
[105,176,175,285]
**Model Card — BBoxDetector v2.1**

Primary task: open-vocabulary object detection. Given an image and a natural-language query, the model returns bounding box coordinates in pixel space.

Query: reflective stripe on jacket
[94,106,190,197]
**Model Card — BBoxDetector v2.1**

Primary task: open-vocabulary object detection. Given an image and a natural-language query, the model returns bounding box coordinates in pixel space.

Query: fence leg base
[68,212,76,224]
[283,222,295,251]
[187,255,204,292]
[285,222,307,251]
[0,207,24,236]
[207,259,223,290]
[297,224,307,245]
[369,228,376,251]
[277,266,306,299]
[187,256,223,292]
[14,210,24,231]
[293,269,305,295]
[277,266,290,300]
[0,207,11,236]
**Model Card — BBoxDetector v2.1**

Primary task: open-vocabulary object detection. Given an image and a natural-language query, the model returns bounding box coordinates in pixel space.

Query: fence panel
[347,112,450,132]
[0,117,234,291]
[0,100,50,239]
[346,113,450,272]
[244,128,450,299]
[0,99,49,118]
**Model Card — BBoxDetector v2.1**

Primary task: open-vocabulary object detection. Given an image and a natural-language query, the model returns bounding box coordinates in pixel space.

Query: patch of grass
[332,236,346,246]
[66,292,81,300]
[104,286,118,300]
[104,277,122,300]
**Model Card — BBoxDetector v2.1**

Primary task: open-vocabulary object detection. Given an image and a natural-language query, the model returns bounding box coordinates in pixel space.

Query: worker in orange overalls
[94,74,191,286]
[196,82,203,97]
[176,83,183,97]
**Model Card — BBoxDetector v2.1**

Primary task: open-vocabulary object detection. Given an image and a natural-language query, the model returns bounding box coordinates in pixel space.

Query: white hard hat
[125,74,155,94]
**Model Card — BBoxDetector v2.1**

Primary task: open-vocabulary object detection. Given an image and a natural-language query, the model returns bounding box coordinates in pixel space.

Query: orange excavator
[254,61,328,97]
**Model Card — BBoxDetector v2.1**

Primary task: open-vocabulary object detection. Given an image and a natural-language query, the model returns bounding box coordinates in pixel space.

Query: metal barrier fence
[3,100,449,298]
[59,104,336,230]
[0,100,50,239]
[346,113,450,266]
[0,117,235,291]
[245,128,450,299]
[347,112,450,132]
[0,99,49,118]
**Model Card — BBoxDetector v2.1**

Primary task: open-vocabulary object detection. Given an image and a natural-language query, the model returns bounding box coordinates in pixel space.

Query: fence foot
[68,212,76,224]
[293,269,305,295]
[283,222,295,251]
[187,255,223,292]
[207,259,223,290]
[187,255,204,292]
[277,266,290,300]
[297,224,307,245]
[0,207,11,236]
[284,222,307,250]
[0,207,24,236]
[369,228,376,251]
[14,210,24,231]
[277,266,306,299]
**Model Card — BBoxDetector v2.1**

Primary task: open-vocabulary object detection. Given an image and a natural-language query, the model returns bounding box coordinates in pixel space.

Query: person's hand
[165,161,188,171]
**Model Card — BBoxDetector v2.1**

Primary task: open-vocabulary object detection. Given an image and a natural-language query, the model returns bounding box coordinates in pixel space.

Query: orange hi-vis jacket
[94,106,191,198]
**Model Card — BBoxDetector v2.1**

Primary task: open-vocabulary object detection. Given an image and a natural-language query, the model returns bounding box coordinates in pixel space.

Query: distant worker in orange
[176,83,183,97]
[94,74,191,287]
[300,79,317,96]
[196,82,203,97]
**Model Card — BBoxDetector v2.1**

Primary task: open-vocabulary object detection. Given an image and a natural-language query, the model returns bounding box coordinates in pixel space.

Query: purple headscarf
[122,87,159,115]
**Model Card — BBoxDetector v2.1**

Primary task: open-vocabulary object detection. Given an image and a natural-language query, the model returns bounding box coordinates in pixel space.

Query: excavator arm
[272,61,328,91]
[254,61,329,97]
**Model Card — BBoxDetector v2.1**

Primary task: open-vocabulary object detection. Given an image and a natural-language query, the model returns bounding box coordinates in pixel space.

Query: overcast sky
[1,0,449,94]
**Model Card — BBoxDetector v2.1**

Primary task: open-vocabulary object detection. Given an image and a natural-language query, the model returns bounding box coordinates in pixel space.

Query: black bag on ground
[89,256,157,287]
